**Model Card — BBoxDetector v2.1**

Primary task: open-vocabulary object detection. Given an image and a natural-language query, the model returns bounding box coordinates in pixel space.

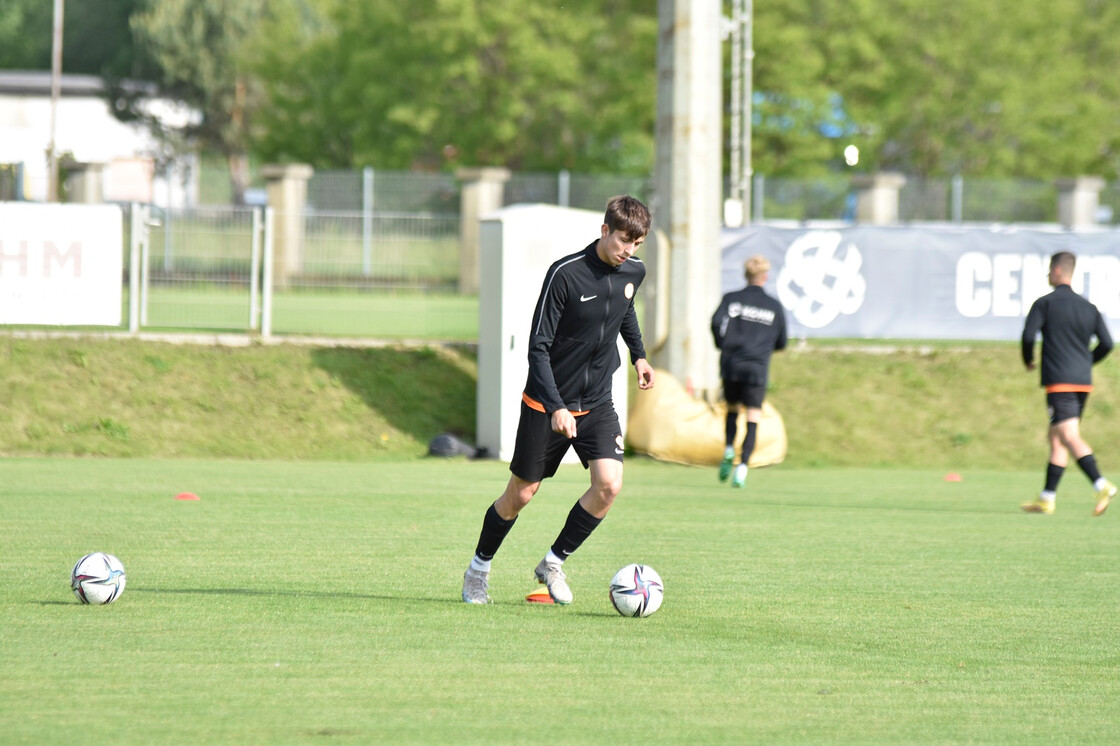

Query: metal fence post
[127,203,146,333]
[362,166,374,276]
[250,207,262,330]
[140,207,151,326]
[753,173,765,221]
[951,174,963,224]
[558,169,570,207]
[261,207,274,340]
[163,204,174,271]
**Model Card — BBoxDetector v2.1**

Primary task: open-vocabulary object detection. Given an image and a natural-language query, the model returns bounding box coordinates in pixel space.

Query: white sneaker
[731,463,748,488]
[462,567,492,604]
[534,558,573,604]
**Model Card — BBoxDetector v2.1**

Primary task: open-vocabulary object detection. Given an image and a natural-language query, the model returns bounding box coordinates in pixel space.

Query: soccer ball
[70,552,127,605]
[609,563,663,618]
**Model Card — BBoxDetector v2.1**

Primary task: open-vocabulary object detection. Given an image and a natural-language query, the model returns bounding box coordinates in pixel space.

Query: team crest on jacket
[624,283,635,299]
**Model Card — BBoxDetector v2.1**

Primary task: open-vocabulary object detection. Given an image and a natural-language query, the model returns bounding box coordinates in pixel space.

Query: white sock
[470,556,491,573]
[545,550,564,566]
[1094,478,1109,491]
[1040,490,1056,502]
[724,446,734,458]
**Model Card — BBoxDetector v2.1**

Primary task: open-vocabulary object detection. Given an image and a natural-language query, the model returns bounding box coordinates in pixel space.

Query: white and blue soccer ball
[609,563,663,618]
[70,552,127,605]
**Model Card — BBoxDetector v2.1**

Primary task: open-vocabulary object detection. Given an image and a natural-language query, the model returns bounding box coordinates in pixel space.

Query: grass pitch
[4,457,1119,744]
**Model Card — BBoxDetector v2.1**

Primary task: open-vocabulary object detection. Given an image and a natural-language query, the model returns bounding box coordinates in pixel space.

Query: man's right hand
[551,408,577,438]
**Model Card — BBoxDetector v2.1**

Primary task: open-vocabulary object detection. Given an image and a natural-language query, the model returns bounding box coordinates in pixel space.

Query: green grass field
[4,457,1119,744]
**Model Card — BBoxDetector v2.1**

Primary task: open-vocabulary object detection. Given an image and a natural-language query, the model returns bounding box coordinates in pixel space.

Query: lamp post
[725,0,753,227]
[48,0,65,202]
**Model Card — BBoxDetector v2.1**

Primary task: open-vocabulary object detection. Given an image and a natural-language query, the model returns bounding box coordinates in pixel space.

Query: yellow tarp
[628,370,786,467]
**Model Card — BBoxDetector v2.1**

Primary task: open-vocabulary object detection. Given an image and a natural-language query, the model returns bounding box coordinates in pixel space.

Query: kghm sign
[0,203,123,326]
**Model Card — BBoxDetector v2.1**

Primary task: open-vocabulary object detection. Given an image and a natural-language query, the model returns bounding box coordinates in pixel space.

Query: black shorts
[1047,391,1088,425]
[723,379,766,408]
[509,401,624,482]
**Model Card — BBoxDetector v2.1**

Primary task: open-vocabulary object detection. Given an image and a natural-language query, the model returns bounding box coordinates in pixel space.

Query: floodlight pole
[47,0,65,203]
[742,0,753,225]
[725,0,753,227]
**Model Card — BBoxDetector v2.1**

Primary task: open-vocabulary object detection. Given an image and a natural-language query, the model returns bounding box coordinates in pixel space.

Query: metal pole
[128,204,141,333]
[261,207,275,340]
[558,169,571,208]
[139,206,151,326]
[742,0,754,224]
[729,0,742,205]
[47,0,65,202]
[250,207,262,330]
[951,174,964,224]
[362,167,374,276]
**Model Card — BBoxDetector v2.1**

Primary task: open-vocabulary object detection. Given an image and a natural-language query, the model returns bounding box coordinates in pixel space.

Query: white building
[0,70,198,207]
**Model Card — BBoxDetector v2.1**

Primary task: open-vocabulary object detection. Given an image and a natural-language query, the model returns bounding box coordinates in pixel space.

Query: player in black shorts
[710,255,787,488]
[1020,251,1116,515]
[462,196,656,604]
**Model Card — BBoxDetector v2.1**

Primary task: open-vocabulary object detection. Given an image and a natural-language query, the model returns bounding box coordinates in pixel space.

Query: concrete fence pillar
[457,167,510,295]
[853,172,906,225]
[262,163,313,288]
[66,162,106,204]
[1056,176,1105,229]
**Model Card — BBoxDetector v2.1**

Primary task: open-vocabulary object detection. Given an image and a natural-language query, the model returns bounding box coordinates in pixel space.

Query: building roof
[0,70,155,97]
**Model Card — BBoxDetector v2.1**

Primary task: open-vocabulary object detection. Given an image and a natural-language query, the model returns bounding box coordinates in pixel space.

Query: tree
[251,0,657,174]
[0,0,141,77]
[124,0,268,202]
[795,0,1120,177]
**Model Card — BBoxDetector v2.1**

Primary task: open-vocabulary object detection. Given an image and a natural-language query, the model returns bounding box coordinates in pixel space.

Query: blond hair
[744,255,771,283]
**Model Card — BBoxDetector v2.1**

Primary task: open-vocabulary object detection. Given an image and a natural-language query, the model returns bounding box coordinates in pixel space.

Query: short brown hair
[604,195,651,240]
[1051,251,1076,274]
[744,255,771,283]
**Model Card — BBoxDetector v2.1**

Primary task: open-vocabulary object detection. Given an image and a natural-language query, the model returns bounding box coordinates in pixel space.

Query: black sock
[1044,463,1064,492]
[1077,454,1102,483]
[473,503,517,562]
[741,421,758,465]
[724,412,738,449]
[550,501,603,561]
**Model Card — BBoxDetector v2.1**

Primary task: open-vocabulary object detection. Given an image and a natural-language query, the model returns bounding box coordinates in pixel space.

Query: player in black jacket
[1020,251,1116,515]
[710,255,787,488]
[463,196,656,604]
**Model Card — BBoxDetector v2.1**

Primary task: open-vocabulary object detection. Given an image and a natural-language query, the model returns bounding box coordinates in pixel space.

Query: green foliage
[0,0,140,75]
[804,0,1120,177]
[251,0,657,173]
[4,459,1120,743]
[6,0,1120,179]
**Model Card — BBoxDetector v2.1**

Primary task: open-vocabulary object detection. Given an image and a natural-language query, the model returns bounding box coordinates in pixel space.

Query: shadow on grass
[126,586,465,605]
[43,590,621,615]
[310,346,477,444]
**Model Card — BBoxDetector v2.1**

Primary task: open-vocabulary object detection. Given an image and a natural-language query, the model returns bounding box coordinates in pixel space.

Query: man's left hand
[635,359,655,390]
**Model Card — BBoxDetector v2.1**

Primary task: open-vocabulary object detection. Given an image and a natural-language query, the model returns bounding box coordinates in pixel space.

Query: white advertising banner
[0,203,123,326]
[722,225,1120,341]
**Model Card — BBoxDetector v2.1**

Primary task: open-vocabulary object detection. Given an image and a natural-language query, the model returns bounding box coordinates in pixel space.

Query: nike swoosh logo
[580,295,598,302]
[614,448,625,455]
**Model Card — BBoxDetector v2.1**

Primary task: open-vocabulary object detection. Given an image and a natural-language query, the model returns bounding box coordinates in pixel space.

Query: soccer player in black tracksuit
[710,255,787,488]
[1021,251,1116,516]
[462,196,656,605]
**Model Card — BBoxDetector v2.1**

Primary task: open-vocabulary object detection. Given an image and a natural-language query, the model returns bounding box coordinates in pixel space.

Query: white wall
[0,90,197,206]
[477,204,632,463]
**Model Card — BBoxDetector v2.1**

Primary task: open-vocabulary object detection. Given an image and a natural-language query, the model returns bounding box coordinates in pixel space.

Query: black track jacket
[524,241,647,414]
[1021,284,1113,388]
[711,284,788,385]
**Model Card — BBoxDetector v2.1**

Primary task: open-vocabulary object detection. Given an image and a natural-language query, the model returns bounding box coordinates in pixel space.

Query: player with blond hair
[710,254,787,488]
